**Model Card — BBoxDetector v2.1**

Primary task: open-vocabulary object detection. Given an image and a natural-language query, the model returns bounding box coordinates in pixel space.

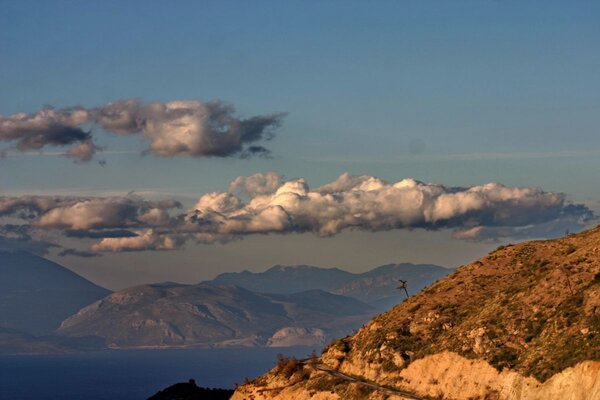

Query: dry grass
[347,225,600,381]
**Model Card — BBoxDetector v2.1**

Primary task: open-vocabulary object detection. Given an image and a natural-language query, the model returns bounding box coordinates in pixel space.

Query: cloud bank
[0,173,594,254]
[0,100,285,162]
[189,173,593,241]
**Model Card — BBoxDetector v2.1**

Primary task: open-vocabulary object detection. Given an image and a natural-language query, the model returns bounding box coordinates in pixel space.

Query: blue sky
[1,1,599,288]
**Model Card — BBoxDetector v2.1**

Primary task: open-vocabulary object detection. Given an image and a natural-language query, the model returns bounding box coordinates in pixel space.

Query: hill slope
[233,227,600,400]
[56,283,376,348]
[0,251,111,335]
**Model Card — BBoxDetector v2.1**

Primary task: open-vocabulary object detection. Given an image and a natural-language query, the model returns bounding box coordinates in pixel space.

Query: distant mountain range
[0,251,110,335]
[56,283,376,348]
[0,251,451,352]
[207,263,451,310]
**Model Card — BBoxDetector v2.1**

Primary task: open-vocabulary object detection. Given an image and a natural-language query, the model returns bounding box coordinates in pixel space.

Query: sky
[1,1,599,290]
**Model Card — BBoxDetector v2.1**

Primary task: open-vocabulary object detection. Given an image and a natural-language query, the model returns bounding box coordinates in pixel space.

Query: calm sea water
[0,347,314,400]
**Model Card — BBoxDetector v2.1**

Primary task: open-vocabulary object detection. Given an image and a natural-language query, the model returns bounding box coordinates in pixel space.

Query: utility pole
[397,279,409,298]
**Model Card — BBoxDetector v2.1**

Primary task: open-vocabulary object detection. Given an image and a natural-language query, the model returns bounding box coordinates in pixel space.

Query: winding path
[302,360,426,400]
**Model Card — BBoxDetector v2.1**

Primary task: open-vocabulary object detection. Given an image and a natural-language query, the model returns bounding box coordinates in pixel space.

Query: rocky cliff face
[233,227,600,400]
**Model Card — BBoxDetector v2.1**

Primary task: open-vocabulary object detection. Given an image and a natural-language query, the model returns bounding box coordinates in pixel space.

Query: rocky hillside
[208,263,451,310]
[233,227,600,400]
[56,283,376,348]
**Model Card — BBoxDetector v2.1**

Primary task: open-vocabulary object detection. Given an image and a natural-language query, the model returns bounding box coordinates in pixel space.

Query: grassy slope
[331,226,600,381]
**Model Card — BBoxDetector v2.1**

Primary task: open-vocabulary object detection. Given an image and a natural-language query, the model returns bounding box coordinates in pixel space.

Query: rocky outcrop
[267,327,326,347]
[232,352,599,400]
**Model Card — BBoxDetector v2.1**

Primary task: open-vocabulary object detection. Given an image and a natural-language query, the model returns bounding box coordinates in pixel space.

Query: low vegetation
[345,226,600,381]
[234,226,600,400]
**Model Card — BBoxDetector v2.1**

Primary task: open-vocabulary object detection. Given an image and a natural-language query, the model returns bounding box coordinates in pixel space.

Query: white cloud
[0,99,285,162]
[187,173,593,242]
[0,107,93,162]
[65,140,100,162]
[0,173,594,253]
[0,196,180,230]
[228,171,283,196]
[90,230,183,252]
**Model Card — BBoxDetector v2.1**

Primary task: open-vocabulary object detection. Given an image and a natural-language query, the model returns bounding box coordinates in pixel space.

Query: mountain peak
[207,262,449,307]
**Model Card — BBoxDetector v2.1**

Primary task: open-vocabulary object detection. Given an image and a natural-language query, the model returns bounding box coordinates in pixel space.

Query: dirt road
[304,361,426,400]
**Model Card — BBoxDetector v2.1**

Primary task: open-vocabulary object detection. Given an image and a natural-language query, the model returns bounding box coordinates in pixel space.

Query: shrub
[564,244,577,255]
[275,355,302,379]
[490,347,519,371]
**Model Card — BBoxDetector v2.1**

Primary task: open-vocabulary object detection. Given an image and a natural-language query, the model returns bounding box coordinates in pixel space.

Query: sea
[0,347,314,400]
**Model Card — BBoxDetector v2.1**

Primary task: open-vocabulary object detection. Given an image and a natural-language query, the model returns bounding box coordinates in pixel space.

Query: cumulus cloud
[0,195,183,254]
[0,99,285,162]
[0,196,82,218]
[188,173,595,241]
[89,230,184,252]
[228,171,283,196]
[96,99,284,158]
[33,197,180,230]
[0,195,180,230]
[0,107,91,148]
[0,173,595,254]
[65,139,100,162]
